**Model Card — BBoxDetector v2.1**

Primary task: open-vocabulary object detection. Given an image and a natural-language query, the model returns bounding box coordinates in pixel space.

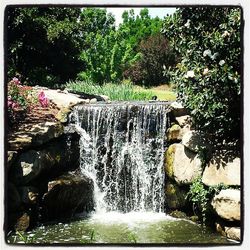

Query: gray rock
[18,186,39,205]
[166,124,183,142]
[182,130,210,153]
[43,89,87,109]
[202,155,240,186]
[211,189,240,221]
[8,122,64,151]
[90,98,97,104]
[175,115,192,127]
[170,101,188,117]
[225,227,241,241]
[7,183,22,212]
[165,181,187,209]
[7,151,18,168]
[9,134,80,185]
[165,144,202,185]
[42,172,94,220]
[100,95,110,101]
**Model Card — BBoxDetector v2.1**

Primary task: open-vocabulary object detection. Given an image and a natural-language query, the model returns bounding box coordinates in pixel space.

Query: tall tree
[6,7,83,86]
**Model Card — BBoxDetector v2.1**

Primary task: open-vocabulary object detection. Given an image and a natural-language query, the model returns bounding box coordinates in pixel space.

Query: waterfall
[69,102,170,213]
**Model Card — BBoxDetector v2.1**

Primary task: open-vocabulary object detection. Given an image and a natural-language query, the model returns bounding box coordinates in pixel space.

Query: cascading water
[69,102,171,213]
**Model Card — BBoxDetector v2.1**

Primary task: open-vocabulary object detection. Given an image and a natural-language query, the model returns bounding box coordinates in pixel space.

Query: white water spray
[70,102,170,213]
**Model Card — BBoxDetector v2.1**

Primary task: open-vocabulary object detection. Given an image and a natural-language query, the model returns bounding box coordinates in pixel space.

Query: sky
[106,7,176,27]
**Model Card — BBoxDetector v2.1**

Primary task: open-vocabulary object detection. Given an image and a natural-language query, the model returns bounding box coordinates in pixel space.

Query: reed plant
[66,80,153,101]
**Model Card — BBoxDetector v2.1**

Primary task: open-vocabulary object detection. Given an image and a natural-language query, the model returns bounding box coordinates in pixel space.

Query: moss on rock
[165,144,176,179]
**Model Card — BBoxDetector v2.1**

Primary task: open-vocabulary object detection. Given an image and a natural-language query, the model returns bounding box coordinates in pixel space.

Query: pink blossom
[12,77,21,85]
[11,102,18,109]
[38,91,49,107]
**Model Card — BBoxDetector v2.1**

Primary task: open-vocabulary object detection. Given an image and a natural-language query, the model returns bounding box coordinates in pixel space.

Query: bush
[162,7,241,141]
[7,77,49,126]
[124,33,176,86]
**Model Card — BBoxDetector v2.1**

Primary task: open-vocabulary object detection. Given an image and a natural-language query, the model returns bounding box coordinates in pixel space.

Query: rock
[7,183,22,212]
[42,172,94,220]
[55,107,72,123]
[100,95,109,101]
[182,130,210,153]
[215,222,227,237]
[165,144,202,185]
[170,101,188,117]
[169,210,188,219]
[90,98,97,104]
[18,186,39,205]
[7,151,18,168]
[175,115,192,127]
[211,189,240,221]
[14,213,30,232]
[202,155,240,186]
[9,133,80,185]
[166,124,183,142]
[8,122,64,151]
[225,227,241,241]
[43,89,87,109]
[165,181,187,209]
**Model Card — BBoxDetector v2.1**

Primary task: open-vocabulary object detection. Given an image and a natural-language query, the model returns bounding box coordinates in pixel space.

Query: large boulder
[170,102,188,117]
[211,189,240,221]
[225,227,241,241]
[175,115,192,128]
[202,155,240,186]
[182,130,211,153]
[8,122,64,151]
[165,144,202,185]
[166,124,183,142]
[165,180,187,209]
[9,133,80,185]
[42,172,94,220]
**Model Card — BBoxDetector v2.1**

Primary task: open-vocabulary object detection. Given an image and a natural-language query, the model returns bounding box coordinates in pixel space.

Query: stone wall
[6,89,103,233]
[165,102,241,242]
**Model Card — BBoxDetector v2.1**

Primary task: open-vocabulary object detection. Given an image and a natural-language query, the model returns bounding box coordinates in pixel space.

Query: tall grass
[66,81,153,101]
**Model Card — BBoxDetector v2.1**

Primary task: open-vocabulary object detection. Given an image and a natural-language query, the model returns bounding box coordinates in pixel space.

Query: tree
[6,7,83,86]
[162,7,241,141]
[123,33,176,86]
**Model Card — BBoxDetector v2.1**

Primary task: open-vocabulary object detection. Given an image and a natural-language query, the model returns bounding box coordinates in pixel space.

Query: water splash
[70,102,170,213]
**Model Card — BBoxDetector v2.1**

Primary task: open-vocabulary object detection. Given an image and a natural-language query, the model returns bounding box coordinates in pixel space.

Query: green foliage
[66,80,153,101]
[7,7,83,86]
[162,7,241,140]
[123,33,176,86]
[79,8,164,84]
[13,231,36,244]
[128,232,138,243]
[186,177,228,223]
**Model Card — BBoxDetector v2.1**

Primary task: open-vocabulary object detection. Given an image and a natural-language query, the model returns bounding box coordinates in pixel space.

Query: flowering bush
[7,77,49,125]
[162,7,241,141]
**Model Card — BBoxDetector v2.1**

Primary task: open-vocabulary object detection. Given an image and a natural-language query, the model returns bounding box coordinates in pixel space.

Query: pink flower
[38,91,49,107]
[7,97,13,108]
[12,77,21,85]
[11,101,19,109]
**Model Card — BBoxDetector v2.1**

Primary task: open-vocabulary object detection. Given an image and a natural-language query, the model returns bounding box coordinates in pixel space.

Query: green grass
[66,81,176,101]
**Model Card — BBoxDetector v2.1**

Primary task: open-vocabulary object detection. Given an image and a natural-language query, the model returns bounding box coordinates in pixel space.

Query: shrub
[162,7,241,141]
[124,33,176,86]
[7,77,49,126]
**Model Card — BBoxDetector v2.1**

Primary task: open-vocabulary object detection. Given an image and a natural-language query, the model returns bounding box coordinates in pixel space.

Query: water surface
[8,212,233,245]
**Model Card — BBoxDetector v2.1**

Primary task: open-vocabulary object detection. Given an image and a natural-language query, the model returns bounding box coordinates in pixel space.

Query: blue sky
[106,7,176,26]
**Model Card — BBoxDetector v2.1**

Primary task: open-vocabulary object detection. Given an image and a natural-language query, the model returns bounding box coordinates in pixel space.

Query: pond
[7,211,234,245]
